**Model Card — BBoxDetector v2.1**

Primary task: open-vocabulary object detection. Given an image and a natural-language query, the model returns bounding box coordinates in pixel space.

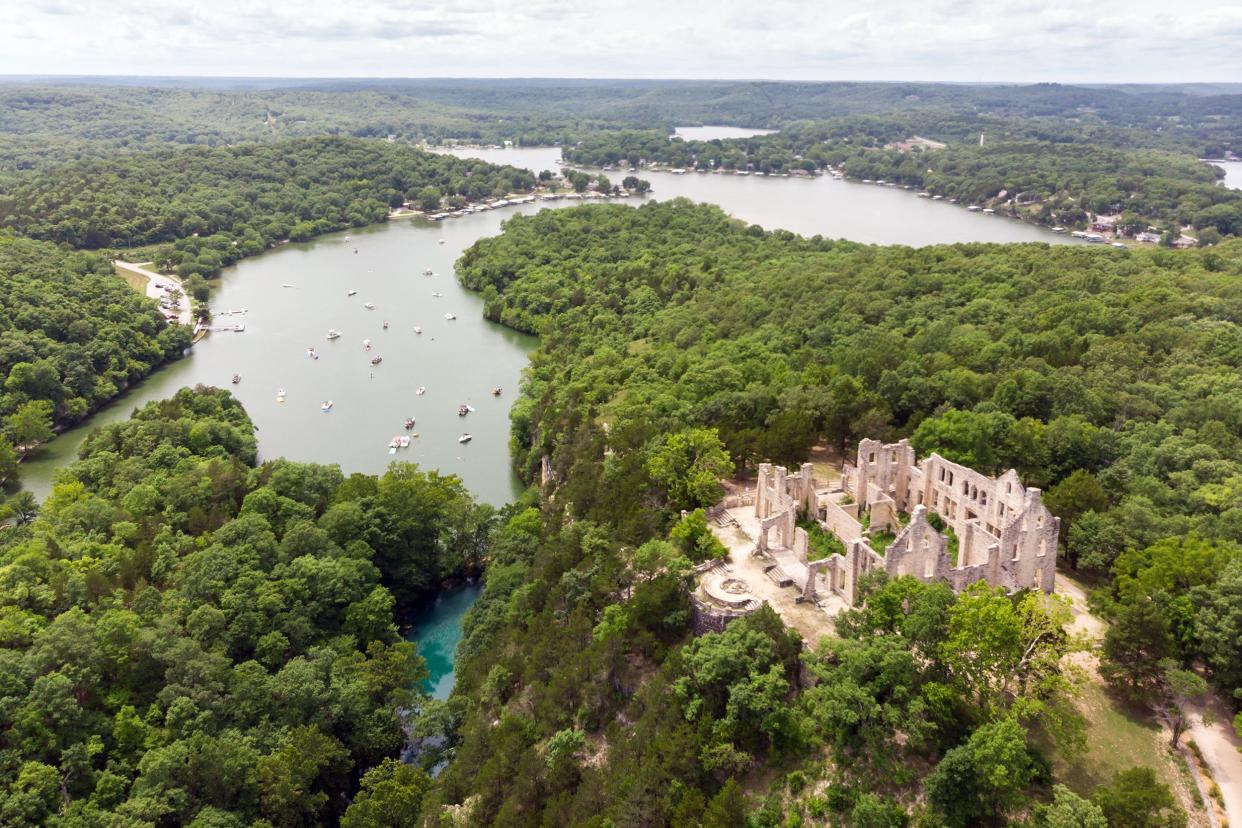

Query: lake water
[21,215,539,506]
[1213,160,1242,190]
[21,141,1076,502]
[438,144,1078,246]
[674,126,777,141]
[405,581,484,699]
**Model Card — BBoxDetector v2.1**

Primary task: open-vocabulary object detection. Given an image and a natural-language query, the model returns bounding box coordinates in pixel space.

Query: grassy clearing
[1054,670,1193,809]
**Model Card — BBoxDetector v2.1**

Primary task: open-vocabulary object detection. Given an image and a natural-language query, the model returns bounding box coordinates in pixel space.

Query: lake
[21,141,1076,501]
[21,213,539,506]
[1214,160,1242,190]
[673,126,777,141]
[437,144,1078,245]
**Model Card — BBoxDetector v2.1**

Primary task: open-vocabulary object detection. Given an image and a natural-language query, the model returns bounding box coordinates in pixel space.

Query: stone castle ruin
[752,438,1059,607]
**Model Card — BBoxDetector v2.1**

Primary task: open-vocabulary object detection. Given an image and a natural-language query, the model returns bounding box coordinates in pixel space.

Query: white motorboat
[347,290,357,296]
[321,401,333,412]
[399,436,410,448]
[363,339,372,350]
[445,312,456,320]
[277,388,286,403]
[423,268,434,275]
[416,386,426,395]
[458,434,472,443]
[465,404,476,413]
[327,329,341,340]
[388,436,400,454]
[364,302,375,310]
[413,326,422,335]
[438,240,446,245]
[431,291,442,298]
[282,283,295,288]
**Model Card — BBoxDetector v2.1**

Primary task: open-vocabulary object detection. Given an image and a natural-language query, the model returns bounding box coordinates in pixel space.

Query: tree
[340,758,430,828]
[1043,470,1109,554]
[645,427,732,511]
[926,717,1035,826]
[416,186,442,212]
[1091,767,1186,828]
[7,400,55,450]
[1039,784,1107,828]
[669,508,727,562]
[701,779,747,828]
[0,436,18,484]
[850,793,908,828]
[1100,598,1172,699]
[1194,557,1242,691]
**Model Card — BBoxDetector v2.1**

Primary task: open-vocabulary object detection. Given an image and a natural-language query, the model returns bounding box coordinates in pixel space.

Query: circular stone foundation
[704,573,757,608]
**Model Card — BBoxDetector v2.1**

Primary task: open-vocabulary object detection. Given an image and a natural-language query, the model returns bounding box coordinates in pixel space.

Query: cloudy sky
[3,0,1240,82]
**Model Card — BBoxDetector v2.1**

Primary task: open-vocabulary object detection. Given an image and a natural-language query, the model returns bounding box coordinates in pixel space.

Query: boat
[438,240,446,245]
[327,329,341,340]
[423,268,434,275]
[347,290,357,296]
[321,401,333,412]
[364,339,372,350]
[282,283,295,288]
[431,291,443,298]
[307,347,317,358]
[344,235,351,241]
[492,387,502,396]
[458,404,469,416]
[231,374,241,384]
[364,302,375,310]
[388,437,400,455]
[371,356,383,366]
[382,320,389,329]
[399,436,411,448]
[416,386,426,395]
[465,404,476,413]
[413,326,422,335]
[445,312,456,320]
[458,434,473,443]
[404,417,416,430]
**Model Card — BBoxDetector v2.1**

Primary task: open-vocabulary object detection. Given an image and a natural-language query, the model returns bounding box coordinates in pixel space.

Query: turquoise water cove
[405,582,485,700]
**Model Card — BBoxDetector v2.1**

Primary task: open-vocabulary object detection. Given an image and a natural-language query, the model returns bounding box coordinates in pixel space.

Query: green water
[405,582,485,699]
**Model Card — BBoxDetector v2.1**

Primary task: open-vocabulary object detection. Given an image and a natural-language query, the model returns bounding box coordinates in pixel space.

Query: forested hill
[2,79,1241,173]
[428,200,1242,824]
[0,137,536,274]
[0,385,506,825]
[0,233,190,467]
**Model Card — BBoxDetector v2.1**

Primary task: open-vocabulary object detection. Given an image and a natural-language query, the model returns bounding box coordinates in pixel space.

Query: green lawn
[1054,672,1190,804]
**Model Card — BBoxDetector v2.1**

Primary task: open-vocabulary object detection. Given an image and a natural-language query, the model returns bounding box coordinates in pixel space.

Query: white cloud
[1,0,1239,81]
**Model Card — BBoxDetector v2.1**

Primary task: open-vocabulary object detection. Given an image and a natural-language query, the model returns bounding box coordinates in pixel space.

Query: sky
[2,0,1241,83]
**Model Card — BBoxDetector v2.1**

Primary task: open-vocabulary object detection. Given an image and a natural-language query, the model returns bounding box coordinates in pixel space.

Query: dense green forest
[0,137,536,278]
[424,200,1242,824]
[563,124,1242,240]
[0,385,508,826]
[2,79,1240,177]
[0,233,190,463]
